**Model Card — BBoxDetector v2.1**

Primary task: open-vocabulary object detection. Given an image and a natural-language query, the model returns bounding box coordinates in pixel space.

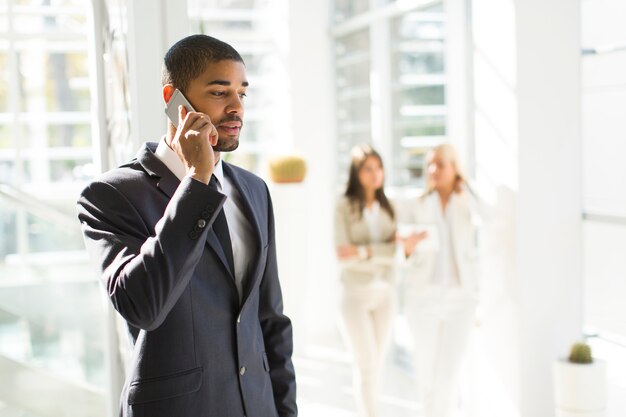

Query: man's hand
[170,105,219,184]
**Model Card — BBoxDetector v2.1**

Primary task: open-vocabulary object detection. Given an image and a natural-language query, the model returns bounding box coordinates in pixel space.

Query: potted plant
[553,341,606,417]
[268,155,307,184]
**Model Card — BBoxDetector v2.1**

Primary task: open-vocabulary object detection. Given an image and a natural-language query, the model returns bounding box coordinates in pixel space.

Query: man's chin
[213,138,239,153]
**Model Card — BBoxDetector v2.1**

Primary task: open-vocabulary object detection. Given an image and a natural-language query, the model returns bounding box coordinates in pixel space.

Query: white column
[444,0,473,175]
[126,0,189,148]
[515,1,583,416]
[285,0,337,345]
[473,1,583,416]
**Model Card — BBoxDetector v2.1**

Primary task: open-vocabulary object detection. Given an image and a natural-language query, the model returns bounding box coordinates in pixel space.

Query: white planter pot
[553,358,606,416]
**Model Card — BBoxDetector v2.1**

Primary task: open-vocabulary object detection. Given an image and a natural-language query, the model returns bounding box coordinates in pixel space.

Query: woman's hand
[336,244,360,260]
[399,230,428,258]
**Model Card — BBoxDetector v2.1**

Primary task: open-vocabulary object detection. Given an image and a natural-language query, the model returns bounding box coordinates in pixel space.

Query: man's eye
[239,92,247,98]
[211,91,225,97]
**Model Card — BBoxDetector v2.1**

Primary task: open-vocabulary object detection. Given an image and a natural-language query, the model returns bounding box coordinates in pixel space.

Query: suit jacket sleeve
[334,197,352,247]
[77,175,226,331]
[258,185,297,417]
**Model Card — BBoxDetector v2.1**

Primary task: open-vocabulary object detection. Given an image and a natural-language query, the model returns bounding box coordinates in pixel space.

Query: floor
[294,329,422,417]
[293,322,517,417]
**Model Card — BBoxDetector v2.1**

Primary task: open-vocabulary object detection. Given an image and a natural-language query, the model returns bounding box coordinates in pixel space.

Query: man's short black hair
[162,34,244,94]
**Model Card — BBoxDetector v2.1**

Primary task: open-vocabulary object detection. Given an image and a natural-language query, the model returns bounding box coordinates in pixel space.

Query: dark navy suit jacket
[77,142,297,417]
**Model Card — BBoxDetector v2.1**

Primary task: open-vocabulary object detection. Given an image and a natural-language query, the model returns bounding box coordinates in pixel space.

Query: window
[0,1,105,414]
[332,1,448,188]
[187,0,291,176]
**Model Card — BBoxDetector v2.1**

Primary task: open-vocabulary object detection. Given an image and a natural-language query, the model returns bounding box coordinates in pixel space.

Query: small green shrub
[568,342,593,364]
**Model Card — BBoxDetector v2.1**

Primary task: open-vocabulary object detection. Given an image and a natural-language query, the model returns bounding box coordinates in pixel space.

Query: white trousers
[340,280,395,417]
[405,285,477,417]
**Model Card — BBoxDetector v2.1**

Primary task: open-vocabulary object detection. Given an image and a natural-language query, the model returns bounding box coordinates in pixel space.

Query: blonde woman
[335,144,397,417]
[401,144,479,417]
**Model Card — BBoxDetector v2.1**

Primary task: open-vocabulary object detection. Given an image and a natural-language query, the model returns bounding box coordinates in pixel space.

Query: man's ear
[163,84,175,104]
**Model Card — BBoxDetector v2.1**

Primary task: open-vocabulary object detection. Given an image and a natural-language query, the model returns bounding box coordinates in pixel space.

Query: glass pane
[337,63,371,88]
[0,159,15,186]
[21,159,33,183]
[0,124,10,148]
[336,28,370,58]
[397,148,429,186]
[240,119,258,144]
[388,7,447,186]
[12,13,86,34]
[199,19,253,32]
[336,29,371,88]
[395,85,445,106]
[18,49,90,112]
[15,0,85,4]
[190,0,256,9]
[395,17,445,40]
[422,2,444,13]
[27,212,84,252]
[0,271,106,386]
[0,205,17,258]
[48,123,91,147]
[337,95,371,124]
[0,53,7,112]
[189,0,291,171]
[399,116,447,136]
[49,159,92,182]
[396,52,444,75]
[334,0,369,23]
[18,123,41,149]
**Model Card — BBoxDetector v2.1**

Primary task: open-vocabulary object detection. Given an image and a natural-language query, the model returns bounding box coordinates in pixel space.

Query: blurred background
[0,0,625,416]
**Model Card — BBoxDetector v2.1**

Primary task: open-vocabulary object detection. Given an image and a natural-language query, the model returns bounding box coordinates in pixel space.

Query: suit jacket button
[239,366,246,376]
[197,219,207,229]
[189,230,199,239]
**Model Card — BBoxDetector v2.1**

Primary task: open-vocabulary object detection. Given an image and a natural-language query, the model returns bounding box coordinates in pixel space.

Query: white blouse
[363,201,382,244]
[431,197,461,287]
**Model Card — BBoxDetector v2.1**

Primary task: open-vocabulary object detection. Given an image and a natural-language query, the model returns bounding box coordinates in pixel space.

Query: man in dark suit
[77,34,297,417]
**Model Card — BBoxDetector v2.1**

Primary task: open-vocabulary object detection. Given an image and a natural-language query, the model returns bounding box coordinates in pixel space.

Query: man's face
[185,60,248,152]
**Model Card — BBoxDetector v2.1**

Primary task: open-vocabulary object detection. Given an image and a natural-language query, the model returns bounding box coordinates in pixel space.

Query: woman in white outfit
[335,144,397,417]
[401,144,479,417]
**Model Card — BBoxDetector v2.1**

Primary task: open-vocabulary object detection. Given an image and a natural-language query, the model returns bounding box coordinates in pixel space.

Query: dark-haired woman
[334,144,397,417]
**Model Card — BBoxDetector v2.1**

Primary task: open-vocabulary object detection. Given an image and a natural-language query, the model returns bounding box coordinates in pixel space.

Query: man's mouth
[218,124,241,135]
[217,119,242,135]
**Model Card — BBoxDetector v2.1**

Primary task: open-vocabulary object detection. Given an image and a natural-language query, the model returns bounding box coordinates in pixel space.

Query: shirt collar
[212,157,225,189]
[155,136,225,186]
[155,136,186,180]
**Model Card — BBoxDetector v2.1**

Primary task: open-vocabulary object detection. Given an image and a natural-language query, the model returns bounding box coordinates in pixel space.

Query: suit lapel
[206,228,235,280]
[223,163,263,303]
[137,143,237,282]
[136,142,180,199]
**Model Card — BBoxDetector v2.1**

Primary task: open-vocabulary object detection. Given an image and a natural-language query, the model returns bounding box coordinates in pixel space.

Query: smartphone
[164,88,196,127]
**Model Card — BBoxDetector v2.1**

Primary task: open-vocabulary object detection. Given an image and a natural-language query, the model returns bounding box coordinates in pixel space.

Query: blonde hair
[425,143,467,195]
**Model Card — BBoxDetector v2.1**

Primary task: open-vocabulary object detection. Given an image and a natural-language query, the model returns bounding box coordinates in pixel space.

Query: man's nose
[226,95,243,114]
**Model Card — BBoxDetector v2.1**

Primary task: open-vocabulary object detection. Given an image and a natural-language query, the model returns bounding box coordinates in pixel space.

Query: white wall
[473,1,584,416]
[515,2,583,416]
[580,2,626,414]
